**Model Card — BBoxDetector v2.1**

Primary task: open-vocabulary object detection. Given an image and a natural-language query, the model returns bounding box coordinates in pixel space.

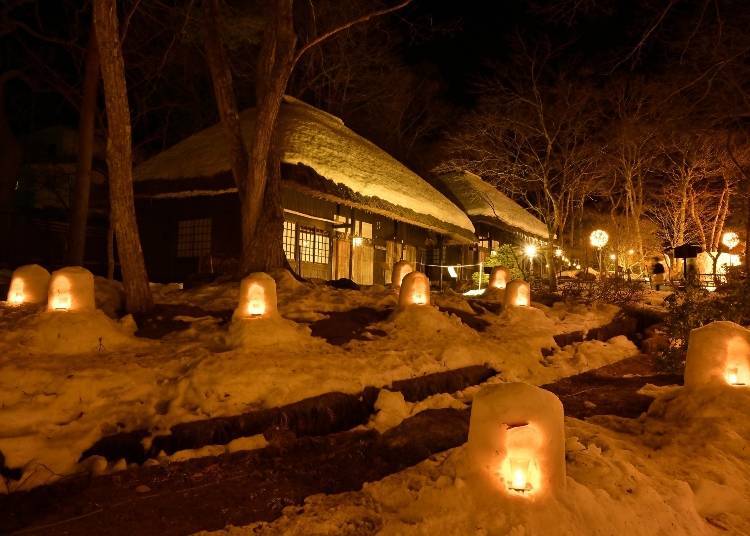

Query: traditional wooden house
[434,171,549,281]
[134,97,475,284]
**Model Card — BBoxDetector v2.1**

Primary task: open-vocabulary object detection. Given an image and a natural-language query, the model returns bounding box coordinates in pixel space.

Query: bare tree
[66,25,100,266]
[94,0,153,312]
[439,49,601,290]
[202,0,413,276]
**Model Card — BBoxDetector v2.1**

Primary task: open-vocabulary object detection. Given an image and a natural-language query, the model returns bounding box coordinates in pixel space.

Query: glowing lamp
[234,273,277,321]
[524,244,537,258]
[6,264,50,306]
[504,279,530,308]
[47,267,95,312]
[554,248,563,258]
[722,231,740,250]
[725,366,745,386]
[684,321,750,387]
[463,383,565,500]
[398,271,430,307]
[589,229,609,249]
[609,254,616,261]
[489,266,509,289]
[627,249,635,255]
[391,260,413,289]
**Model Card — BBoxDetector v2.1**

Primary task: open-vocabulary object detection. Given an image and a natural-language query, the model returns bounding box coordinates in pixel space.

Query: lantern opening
[8,280,24,305]
[725,365,746,386]
[52,289,72,311]
[498,423,543,496]
[244,284,267,318]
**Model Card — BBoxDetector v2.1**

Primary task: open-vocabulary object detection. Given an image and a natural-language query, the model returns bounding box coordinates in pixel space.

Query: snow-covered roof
[438,171,548,239]
[135,97,475,242]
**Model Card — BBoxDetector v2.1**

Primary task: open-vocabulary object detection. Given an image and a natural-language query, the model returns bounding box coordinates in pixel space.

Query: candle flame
[726,366,744,386]
[512,468,527,490]
[246,299,265,317]
[9,291,24,305]
[52,291,71,311]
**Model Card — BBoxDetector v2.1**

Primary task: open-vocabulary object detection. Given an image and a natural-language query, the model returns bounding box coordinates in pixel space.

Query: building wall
[136,190,437,284]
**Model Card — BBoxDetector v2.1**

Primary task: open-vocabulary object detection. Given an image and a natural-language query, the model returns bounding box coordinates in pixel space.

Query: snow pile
[223,385,750,535]
[3,309,142,355]
[0,278,638,492]
[368,390,466,433]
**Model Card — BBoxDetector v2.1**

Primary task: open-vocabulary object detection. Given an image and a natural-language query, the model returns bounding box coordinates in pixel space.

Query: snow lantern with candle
[504,279,530,308]
[47,266,96,312]
[234,272,278,320]
[489,267,509,290]
[463,382,565,500]
[391,260,413,289]
[398,271,430,307]
[684,321,750,387]
[6,264,50,305]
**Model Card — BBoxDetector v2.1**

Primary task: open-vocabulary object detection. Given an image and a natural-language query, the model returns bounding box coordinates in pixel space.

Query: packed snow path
[0,355,680,536]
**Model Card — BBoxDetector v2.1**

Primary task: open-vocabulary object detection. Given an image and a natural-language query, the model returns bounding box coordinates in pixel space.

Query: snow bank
[222,384,750,535]
[0,279,636,491]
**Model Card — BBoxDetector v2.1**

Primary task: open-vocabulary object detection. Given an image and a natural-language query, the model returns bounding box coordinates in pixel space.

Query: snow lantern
[6,264,50,305]
[391,260,413,288]
[465,383,565,499]
[234,272,277,320]
[488,267,510,289]
[398,271,430,307]
[47,266,95,312]
[684,321,750,387]
[504,279,530,307]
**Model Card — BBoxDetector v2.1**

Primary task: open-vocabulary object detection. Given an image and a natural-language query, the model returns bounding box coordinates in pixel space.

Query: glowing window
[299,226,330,264]
[283,221,296,260]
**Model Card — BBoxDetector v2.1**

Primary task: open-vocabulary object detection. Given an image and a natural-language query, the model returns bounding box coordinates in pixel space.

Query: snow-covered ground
[210,384,750,536]
[0,272,634,492]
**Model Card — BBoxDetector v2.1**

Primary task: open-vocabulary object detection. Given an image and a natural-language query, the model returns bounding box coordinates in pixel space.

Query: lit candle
[8,289,24,305]
[52,290,71,311]
[246,299,265,317]
[726,366,744,386]
[507,457,532,493]
[412,293,426,305]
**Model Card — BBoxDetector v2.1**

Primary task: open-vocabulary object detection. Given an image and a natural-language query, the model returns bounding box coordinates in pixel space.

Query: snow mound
[227,316,314,349]
[6,310,142,354]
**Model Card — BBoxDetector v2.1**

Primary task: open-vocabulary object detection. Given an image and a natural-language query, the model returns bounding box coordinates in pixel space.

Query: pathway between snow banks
[0,356,680,536]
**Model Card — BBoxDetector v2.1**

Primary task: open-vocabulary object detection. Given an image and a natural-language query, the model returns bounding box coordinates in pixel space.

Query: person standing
[652,257,665,290]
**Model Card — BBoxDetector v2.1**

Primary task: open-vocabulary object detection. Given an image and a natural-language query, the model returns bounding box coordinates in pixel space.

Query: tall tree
[94,0,153,312]
[66,26,100,266]
[202,0,412,276]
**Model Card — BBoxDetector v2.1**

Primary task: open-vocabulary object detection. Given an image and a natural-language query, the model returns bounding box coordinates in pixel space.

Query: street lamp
[590,230,609,278]
[524,244,537,279]
[722,231,740,250]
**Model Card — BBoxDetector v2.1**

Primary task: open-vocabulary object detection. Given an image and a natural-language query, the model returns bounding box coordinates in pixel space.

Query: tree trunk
[66,27,100,266]
[94,0,153,313]
[0,73,24,256]
[240,0,296,275]
[546,233,557,291]
[202,0,248,192]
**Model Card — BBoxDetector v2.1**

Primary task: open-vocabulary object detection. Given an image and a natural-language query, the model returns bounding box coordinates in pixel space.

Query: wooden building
[435,171,549,281]
[134,97,475,284]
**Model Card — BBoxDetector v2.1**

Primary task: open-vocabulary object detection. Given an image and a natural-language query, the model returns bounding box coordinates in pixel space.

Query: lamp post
[524,244,537,280]
[722,231,740,268]
[589,230,609,279]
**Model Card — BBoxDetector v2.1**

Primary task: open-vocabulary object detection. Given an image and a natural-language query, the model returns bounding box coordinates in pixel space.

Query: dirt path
[0,355,680,536]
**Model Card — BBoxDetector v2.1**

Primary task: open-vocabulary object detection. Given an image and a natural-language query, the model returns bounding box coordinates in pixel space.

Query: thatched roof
[437,171,548,239]
[134,97,475,243]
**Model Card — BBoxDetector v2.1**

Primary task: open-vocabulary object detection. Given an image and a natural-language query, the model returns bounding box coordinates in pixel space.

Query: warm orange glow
[244,284,266,317]
[515,287,530,306]
[8,280,24,305]
[412,292,427,305]
[499,424,542,496]
[725,365,746,386]
[51,290,72,311]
